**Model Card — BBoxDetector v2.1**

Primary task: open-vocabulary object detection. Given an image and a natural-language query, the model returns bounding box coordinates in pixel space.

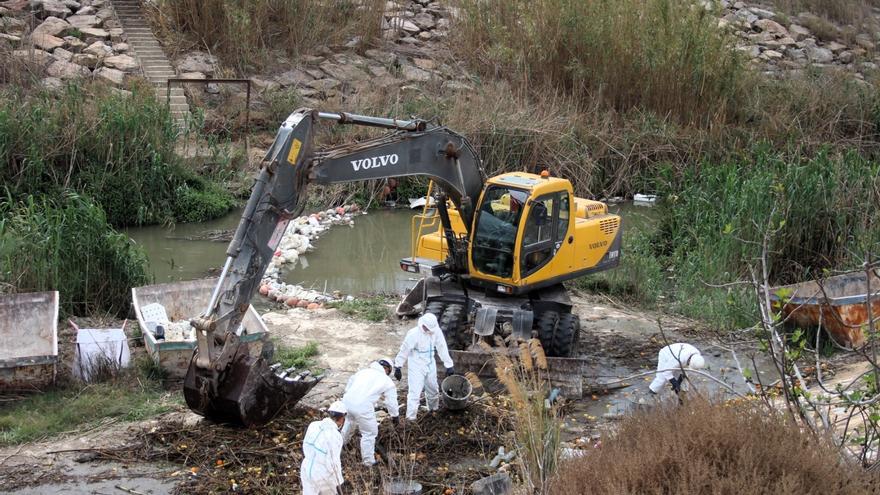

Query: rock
[736,45,761,58]
[760,49,783,60]
[788,24,810,41]
[33,17,69,38]
[65,13,99,28]
[365,48,397,65]
[412,12,435,30]
[367,65,391,78]
[40,76,64,89]
[205,82,220,94]
[805,45,834,64]
[749,7,775,20]
[412,57,435,70]
[0,15,27,35]
[107,27,123,42]
[319,61,368,82]
[62,0,79,9]
[300,54,324,65]
[31,0,71,19]
[63,36,84,52]
[754,19,787,36]
[78,27,108,42]
[180,71,205,79]
[74,5,94,14]
[251,77,280,91]
[838,51,854,64]
[402,64,431,81]
[275,68,312,87]
[305,78,340,91]
[855,34,874,51]
[31,32,65,51]
[92,65,125,85]
[47,59,89,78]
[102,53,136,70]
[442,80,474,92]
[398,36,420,45]
[71,51,97,67]
[83,40,110,57]
[0,32,21,45]
[418,30,432,40]
[177,51,216,75]
[734,9,757,27]
[111,41,128,52]
[388,16,419,33]
[14,48,54,68]
[304,68,324,79]
[51,46,72,61]
[826,41,846,53]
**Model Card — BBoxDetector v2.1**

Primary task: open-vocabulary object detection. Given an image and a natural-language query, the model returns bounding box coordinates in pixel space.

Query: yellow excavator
[185,109,621,425]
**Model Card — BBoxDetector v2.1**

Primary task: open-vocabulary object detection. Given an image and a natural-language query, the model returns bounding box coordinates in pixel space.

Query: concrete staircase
[110,0,190,126]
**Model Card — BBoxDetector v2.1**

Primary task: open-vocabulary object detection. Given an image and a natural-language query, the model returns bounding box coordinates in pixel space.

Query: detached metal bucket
[441,374,472,410]
[384,479,422,495]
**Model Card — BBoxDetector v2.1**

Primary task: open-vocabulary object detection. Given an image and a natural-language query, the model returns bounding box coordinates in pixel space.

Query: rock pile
[715,1,880,80]
[1,0,140,88]
[258,205,362,309]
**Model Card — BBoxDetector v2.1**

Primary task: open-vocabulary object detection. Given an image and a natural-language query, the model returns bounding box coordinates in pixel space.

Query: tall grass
[151,0,385,70]
[0,192,150,315]
[0,81,233,226]
[656,149,880,326]
[551,399,879,494]
[455,0,746,126]
[771,0,880,26]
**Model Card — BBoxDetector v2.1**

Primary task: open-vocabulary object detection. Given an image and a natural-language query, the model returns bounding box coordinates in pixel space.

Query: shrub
[0,192,150,315]
[551,399,879,494]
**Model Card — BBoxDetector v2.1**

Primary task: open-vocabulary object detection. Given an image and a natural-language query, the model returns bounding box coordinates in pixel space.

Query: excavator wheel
[535,311,580,357]
[439,303,469,351]
[183,340,321,427]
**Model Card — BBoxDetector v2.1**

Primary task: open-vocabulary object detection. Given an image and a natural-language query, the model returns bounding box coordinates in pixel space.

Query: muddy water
[127,203,658,293]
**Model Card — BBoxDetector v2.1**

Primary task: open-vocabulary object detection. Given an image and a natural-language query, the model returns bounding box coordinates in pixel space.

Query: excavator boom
[185,109,486,425]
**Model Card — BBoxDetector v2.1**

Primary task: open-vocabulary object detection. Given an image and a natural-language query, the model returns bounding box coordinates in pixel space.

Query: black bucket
[441,374,473,410]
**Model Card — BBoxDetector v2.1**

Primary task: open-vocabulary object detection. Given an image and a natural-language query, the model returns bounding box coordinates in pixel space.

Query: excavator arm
[184,109,485,425]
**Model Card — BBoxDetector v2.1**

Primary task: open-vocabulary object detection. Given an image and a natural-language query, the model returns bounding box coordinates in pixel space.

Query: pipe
[316,111,423,131]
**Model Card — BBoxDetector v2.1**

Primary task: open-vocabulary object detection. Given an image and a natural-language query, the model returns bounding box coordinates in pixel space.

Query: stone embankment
[1,0,139,88]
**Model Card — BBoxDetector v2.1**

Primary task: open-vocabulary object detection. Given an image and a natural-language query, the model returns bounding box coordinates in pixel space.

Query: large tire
[440,303,469,351]
[536,311,580,357]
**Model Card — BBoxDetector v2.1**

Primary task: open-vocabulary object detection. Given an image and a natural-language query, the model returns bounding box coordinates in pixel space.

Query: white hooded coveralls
[394,315,454,420]
[649,343,703,394]
[341,362,399,466]
[300,417,344,495]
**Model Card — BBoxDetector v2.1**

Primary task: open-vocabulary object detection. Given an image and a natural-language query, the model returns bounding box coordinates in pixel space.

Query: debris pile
[258,205,361,309]
[93,401,515,494]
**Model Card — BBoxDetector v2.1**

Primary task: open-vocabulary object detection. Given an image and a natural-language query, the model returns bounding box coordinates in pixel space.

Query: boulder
[177,51,217,75]
[74,5,94,15]
[388,16,419,33]
[365,48,397,65]
[31,0,71,19]
[412,12,435,30]
[251,77,280,91]
[805,45,833,64]
[275,68,312,87]
[401,64,431,82]
[754,19,787,36]
[51,46,73,61]
[41,76,64,89]
[111,41,128,52]
[826,41,846,53]
[788,24,810,41]
[413,58,436,70]
[31,32,65,51]
[71,51,97,68]
[102,53,137,71]
[78,27,108,42]
[736,45,761,58]
[94,66,124,85]
[0,32,22,45]
[14,48,54,68]
[62,0,79,9]
[0,15,27,35]
[367,65,391,78]
[749,7,775,20]
[47,58,89,78]
[83,40,110,58]
[63,36,85,52]
[32,16,69,37]
[760,49,783,60]
[305,78,340,91]
[838,51,854,64]
[319,61,368,82]
[418,30,432,40]
[855,34,874,51]
[65,13,99,28]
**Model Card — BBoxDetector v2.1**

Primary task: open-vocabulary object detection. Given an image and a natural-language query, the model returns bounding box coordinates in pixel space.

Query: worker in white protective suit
[341,358,400,466]
[393,313,455,421]
[300,400,347,495]
[649,343,706,395]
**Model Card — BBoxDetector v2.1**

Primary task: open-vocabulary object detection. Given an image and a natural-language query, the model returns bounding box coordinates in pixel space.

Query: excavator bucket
[183,341,321,427]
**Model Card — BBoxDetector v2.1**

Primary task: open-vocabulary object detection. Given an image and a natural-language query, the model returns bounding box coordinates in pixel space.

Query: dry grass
[551,399,880,495]
[772,0,880,27]
[149,0,385,71]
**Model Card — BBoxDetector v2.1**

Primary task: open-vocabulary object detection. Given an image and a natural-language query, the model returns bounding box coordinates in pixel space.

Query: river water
[127,202,658,294]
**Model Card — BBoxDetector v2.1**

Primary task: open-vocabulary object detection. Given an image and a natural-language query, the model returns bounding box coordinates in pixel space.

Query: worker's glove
[670,374,684,394]
[445,367,455,377]
[394,366,402,381]
[392,416,400,427]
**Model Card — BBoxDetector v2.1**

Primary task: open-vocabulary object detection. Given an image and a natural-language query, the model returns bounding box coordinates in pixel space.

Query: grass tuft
[327,296,390,322]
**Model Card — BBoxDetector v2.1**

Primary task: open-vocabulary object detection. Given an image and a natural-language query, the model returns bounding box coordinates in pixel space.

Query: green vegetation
[0,362,176,446]
[0,193,150,315]
[151,0,385,70]
[273,341,320,371]
[327,296,391,322]
[0,82,234,227]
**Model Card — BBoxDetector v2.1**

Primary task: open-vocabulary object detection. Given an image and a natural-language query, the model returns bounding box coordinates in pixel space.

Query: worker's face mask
[421,325,432,334]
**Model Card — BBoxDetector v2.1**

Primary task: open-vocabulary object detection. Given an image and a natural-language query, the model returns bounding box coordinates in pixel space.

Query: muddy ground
[0,293,782,494]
